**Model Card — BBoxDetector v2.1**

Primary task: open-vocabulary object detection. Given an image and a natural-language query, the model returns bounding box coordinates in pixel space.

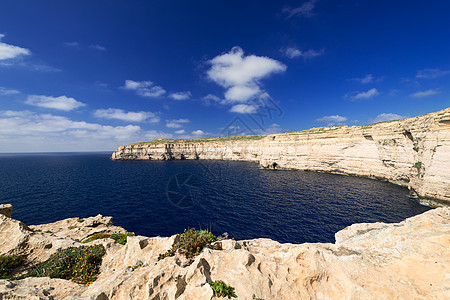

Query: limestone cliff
[1,205,449,299]
[112,108,450,205]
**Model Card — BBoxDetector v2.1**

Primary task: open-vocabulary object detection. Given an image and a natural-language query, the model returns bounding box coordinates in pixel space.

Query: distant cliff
[112,108,450,206]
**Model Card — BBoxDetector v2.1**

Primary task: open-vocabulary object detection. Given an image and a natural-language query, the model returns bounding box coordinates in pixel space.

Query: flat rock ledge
[0,204,449,299]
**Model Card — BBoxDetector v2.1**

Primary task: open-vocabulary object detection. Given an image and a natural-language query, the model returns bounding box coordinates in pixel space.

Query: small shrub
[209,280,237,298]
[68,225,76,230]
[413,161,423,177]
[17,245,106,285]
[0,255,23,279]
[110,233,134,245]
[252,295,264,300]
[45,230,52,233]
[82,232,111,243]
[158,228,220,260]
[77,219,84,223]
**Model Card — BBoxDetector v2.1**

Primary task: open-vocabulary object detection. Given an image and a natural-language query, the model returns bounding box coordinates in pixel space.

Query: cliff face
[112,108,450,205]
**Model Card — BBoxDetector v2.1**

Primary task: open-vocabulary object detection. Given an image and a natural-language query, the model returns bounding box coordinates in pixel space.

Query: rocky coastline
[111,108,450,206]
[1,204,449,299]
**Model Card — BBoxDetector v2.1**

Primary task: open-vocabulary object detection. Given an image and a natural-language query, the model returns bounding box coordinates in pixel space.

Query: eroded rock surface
[1,205,449,299]
[111,108,450,205]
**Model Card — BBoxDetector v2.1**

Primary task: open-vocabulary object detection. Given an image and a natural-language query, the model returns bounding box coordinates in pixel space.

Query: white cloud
[224,85,260,102]
[349,88,379,100]
[0,110,151,152]
[351,74,383,84]
[122,80,166,98]
[0,34,31,60]
[416,68,450,79]
[207,46,286,104]
[283,0,318,19]
[283,47,324,59]
[166,118,190,128]
[252,123,284,135]
[175,129,185,134]
[89,44,106,51]
[372,113,405,123]
[316,115,347,126]
[94,108,159,123]
[65,42,80,48]
[192,130,205,136]
[410,89,439,98]
[25,95,86,111]
[229,104,258,114]
[169,91,191,100]
[202,94,221,106]
[0,87,20,95]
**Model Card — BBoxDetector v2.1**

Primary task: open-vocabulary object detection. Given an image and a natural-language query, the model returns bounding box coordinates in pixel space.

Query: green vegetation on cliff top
[129,111,435,146]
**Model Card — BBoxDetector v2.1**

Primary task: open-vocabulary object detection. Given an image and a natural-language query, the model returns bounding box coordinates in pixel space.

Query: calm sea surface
[0,152,430,244]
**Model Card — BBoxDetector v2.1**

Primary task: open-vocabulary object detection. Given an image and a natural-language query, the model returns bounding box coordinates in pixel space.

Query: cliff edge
[1,205,449,299]
[112,108,450,206]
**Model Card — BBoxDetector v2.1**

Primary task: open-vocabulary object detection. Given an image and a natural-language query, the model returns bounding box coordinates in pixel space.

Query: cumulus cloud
[166,118,190,128]
[25,95,86,111]
[283,0,318,19]
[94,108,159,123]
[372,113,405,123]
[229,104,258,114]
[89,44,107,51]
[410,89,439,98]
[122,80,166,98]
[0,110,174,152]
[175,129,185,134]
[0,34,31,61]
[0,87,20,95]
[316,115,347,126]
[207,46,286,105]
[346,88,379,100]
[416,68,450,79]
[283,47,324,59]
[169,91,191,100]
[192,130,206,136]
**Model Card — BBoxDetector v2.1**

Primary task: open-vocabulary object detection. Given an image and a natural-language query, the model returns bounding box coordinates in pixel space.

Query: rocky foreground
[1,204,449,299]
[112,107,450,206]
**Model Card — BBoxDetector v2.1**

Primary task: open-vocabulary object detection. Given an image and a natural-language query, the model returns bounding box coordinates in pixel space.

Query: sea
[0,152,430,244]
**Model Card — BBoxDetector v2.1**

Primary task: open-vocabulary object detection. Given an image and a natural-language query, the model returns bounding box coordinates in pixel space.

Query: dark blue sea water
[0,153,430,244]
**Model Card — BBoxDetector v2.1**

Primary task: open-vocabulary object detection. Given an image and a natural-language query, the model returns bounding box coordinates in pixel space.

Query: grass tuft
[82,232,111,243]
[110,233,134,245]
[209,280,237,298]
[0,255,23,279]
[158,228,222,260]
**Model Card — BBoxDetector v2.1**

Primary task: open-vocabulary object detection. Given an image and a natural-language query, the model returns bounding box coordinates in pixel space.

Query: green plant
[82,232,111,243]
[16,245,106,285]
[232,152,241,155]
[45,230,52,234]
[110,233,134,245]
[68,225,76,230]
[209,280,237,298]
[252,295,265,300]
[158,228,220,260]
[77,219,84,223]
[413,161,422,177]
[0,255,23,279]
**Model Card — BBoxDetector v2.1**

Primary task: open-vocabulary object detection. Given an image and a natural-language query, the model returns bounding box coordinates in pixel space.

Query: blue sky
[0,0,449,152]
